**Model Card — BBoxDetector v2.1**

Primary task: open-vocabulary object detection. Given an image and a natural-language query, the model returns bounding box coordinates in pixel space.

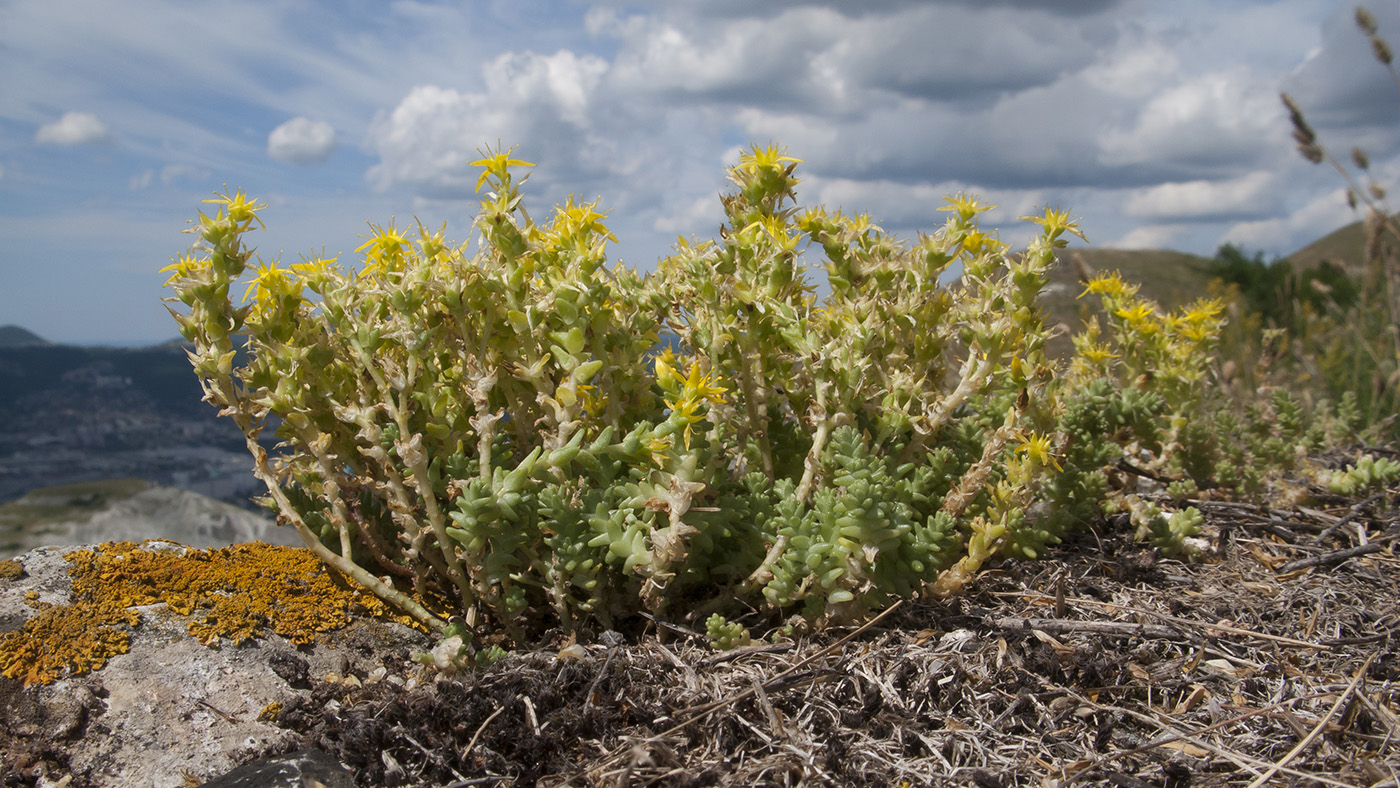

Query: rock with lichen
[0,541,435,788]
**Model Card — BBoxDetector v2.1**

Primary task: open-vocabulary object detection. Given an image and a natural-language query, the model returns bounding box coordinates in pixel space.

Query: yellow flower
[645,435,673,465]
[683,361,728,405]
[579,384,609,418]
[242,261,303,318]
[203,189,266,231]
[550,197,618,246]
[958,228,1006,256]
[1078,271,1138,301]
[470,147,535,193]
[654,349,683,389]
[734,143,802,177]
[291,255,337,286]
[1015,431,1062,471]
[1021,206,1088,244]
[1081,342,1120,365]
[159,252,204,281]
[939,193,995,221]
[356,222,410,278]
[1115,301,1158,327]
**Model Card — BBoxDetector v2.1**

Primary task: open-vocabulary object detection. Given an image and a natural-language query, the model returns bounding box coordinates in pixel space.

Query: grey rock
[196,749,356,788]
[1,484,303,560]
[0,543,433,787]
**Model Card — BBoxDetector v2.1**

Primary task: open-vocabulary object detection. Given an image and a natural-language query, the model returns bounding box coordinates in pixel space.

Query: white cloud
[129,164,207,189]
[1221,187,1360,253]
[267,117,338,165]
[35,111,110,146]
[366,50,610,197]
[1124,171,1280,221]
[653,195,723,234]
[1097,67,1283,176]
[160,164,209,184]
[1112,224,1184,250]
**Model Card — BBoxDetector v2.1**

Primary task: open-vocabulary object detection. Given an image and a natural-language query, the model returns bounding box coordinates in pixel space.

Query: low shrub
[165,145,1247,650]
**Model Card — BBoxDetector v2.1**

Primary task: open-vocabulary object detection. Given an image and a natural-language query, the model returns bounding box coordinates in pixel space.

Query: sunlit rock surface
[0,481,301,560]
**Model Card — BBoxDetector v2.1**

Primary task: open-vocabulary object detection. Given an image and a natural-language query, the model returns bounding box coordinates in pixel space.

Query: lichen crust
[0,540,426,686]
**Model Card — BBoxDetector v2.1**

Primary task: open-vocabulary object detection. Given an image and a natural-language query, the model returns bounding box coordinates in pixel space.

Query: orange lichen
[0,541,430,686]
[0,594,140,686]
[0,559,24,581]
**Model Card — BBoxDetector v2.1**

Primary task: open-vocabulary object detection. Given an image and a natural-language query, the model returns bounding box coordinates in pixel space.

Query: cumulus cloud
[1124,171,1280,221]
[267,117,338,165]
[653,195,724,234]
[359,1,1362,262]
[1221,187,1360,253]
[366,50,610,197]
[600,3,1106,112]
[35,112,110,146]
[1098,68,1284,178]
[1112,224,1185,250]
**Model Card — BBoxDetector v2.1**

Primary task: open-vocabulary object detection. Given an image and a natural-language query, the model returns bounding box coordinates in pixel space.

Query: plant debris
[258,480,1400,787]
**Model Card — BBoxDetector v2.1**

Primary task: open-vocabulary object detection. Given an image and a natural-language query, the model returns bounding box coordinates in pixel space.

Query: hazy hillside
[0,478,298,560]
[0,341,213,419]
[1283,215,1395,272]
[1037,246,1218,357]
[0,325,51,347]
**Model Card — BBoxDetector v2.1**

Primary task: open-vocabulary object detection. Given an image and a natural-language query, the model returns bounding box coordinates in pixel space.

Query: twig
[1069,692,1362,787]
[1114,457,1177,484]
[1001,592,1330,650]
[635,611,705,640]
[1062,691,1350,786]
[993,616,1184,641]
[194,698,240,724]
[1244,652,1377,788]
[462,704,506,759]
[586,637,622,710]
[678,601,904,721]
[1278,540,1388,573]
[698,641,795,666]
[397,727,469,784]
[1314,492,1386,544]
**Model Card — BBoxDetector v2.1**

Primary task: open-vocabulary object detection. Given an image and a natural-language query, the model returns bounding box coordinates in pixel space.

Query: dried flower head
[1357,6,1379,35]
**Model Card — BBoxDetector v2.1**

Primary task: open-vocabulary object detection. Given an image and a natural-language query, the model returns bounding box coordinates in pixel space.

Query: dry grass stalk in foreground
[256,477,1399,787]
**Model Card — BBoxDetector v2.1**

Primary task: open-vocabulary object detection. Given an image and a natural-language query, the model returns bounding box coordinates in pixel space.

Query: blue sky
[2,0,1396,345]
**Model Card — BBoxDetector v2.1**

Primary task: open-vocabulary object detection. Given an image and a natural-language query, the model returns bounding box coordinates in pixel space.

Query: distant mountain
[0,325,51,347]
[0,337,207,417]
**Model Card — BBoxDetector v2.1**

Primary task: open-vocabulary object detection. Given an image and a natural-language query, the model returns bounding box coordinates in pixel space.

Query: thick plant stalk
[209,371,448,632]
